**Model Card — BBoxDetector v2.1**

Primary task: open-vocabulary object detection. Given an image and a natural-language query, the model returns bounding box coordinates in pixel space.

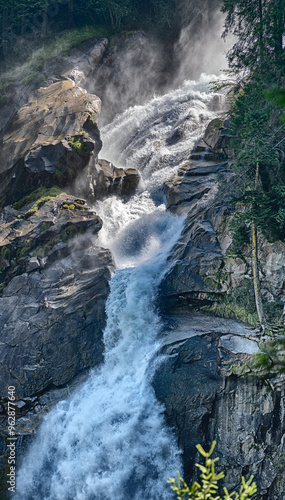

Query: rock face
[0,52,122,497]
[156,136,285,499]
[153,312,285,499]
[0,244,113,399]
[82,158,140,200]
[0,76,140,208]
[203,117,232,154]
[0,80,102,207]
[0,193,114,399]
[0,38,109,139]
[160,141,229,308]
[0,190,115,499]
[160,138,285,319]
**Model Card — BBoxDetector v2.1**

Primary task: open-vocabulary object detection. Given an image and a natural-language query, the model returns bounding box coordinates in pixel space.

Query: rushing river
[15,74,225,499]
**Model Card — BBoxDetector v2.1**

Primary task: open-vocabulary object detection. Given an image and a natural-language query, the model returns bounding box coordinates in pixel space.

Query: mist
[80,3,233,126]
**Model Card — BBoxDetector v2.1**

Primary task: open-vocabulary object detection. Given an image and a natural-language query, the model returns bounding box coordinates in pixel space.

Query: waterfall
[15,74,226,500]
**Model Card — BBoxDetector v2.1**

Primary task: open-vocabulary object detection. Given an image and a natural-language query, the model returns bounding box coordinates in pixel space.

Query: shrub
[168,442,257,500]
[68,136,89,156]
[13,186,62,210]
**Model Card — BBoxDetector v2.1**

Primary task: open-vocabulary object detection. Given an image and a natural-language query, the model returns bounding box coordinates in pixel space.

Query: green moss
[0,247,11,260]
[54,168,66,183]
[33,234,61,257]
[16,247,30,259]
[204,277,221,290]
[201,277,283,326]
[201,301,258,326]
[40,222,53,233]
[14,186,63,210]
[227,221,250,258]
[62,224,83,242]
[241,338,285,379]
[33,246,45,258]
[32,224,84,257]
[68,136,89,156]
[25,196,56,218]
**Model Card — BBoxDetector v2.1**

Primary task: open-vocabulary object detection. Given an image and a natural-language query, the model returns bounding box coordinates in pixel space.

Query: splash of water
[15,75,226,499]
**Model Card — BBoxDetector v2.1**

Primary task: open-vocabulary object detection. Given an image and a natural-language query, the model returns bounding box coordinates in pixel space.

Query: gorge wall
[0,35,284,500]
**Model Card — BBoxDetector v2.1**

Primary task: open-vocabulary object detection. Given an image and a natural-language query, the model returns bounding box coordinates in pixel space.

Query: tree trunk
[41,5,48,38]
[2,7,7,67]
[252,158,265,325]
[258,0,264,66]
[68,0,74,28]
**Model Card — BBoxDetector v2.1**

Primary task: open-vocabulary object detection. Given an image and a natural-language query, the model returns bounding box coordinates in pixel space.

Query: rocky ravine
[154,130,285,499]
[0,41,284,500]
[0,42,140,499]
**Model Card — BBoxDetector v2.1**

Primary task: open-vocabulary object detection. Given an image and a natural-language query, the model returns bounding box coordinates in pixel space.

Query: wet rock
[93,159,140,199]
[0,242,114,399]
[153,311,285,498]
[0,80,102,207]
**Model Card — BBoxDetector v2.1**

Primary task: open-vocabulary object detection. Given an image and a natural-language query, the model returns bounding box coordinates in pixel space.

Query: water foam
[15,74,226,499]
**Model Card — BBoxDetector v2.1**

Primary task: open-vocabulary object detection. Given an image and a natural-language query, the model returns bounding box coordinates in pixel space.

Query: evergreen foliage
[168,442,257,500]
[0,0,182,63]
[221,0,285,75]
[221,0,285,243]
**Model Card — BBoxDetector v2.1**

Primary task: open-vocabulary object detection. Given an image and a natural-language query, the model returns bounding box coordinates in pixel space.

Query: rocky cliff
[0,39,141,499]
[160,128,285,323]
[155,128,285,499]
[0,38,284,500]
[153,312,285,499]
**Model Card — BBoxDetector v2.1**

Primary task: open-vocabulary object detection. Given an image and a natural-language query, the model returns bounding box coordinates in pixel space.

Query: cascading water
[15,74,226,500]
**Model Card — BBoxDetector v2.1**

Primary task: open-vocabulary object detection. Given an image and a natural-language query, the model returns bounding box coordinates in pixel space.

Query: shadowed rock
[0,80,102,207]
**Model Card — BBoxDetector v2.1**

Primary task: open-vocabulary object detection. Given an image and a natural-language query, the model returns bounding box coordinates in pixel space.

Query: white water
[15,75,226,500]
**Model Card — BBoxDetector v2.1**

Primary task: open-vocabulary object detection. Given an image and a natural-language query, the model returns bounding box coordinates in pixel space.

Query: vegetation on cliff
[169,442,257,500]
[220,0,285,327]
[0,0,183,68]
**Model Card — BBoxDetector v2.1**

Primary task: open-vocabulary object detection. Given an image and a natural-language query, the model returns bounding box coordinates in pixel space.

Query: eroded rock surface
[160,138,285,318]
[0,194,114,399]
[82,158,140,200]
[153,312,285,499]
[0,80,102,207]
[157,134,285,500]
[160,144,229,308]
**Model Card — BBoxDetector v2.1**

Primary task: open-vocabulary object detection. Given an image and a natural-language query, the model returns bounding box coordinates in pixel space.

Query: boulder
[153,311,285,498]
[0,192,114,400]
[0,80,102,207]
[203,117,232,155]
[81,158,140,200]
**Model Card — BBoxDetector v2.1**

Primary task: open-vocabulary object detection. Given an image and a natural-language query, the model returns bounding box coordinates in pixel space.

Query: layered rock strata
[153,312,285,499]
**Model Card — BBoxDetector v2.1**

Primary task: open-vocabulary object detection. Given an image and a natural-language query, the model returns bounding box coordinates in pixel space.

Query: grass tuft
[13,186,63,211]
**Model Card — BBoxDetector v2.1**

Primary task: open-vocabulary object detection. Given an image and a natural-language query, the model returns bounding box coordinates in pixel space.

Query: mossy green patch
[201,278,283,326]
[201,301,259,326]
[0,247,11,260]
[40,222,53,233]
[14,186,63,210]
[68,136,90,156]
